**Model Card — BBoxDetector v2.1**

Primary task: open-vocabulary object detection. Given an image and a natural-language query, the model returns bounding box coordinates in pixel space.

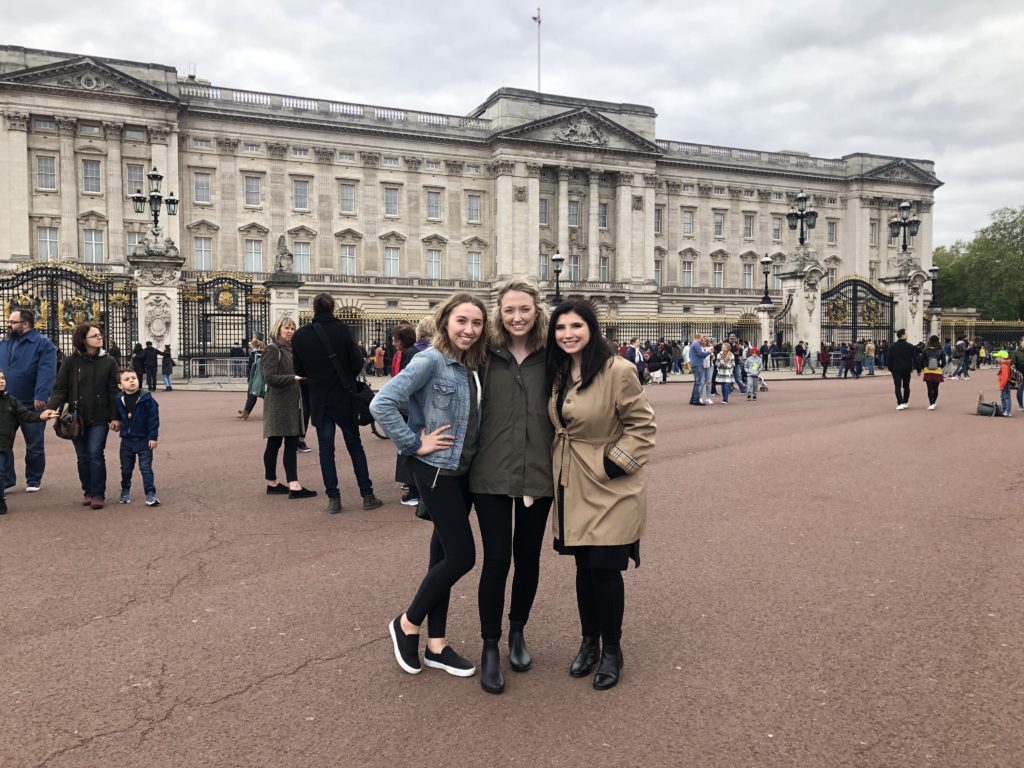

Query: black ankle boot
[569,636,600,678]
[508,621,532,672]
[480,640,505,694]
[593,645,624,690]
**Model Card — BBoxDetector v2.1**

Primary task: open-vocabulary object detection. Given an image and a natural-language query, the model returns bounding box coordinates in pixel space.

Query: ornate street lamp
[130,167,178,237]
[550,250,565,305]
[760,253,773,306]
[889,200,921,254]
[928,265,940,309]
[785,190,818,246]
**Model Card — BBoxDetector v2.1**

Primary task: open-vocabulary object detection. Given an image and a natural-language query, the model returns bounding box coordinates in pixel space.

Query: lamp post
[130,167,178,237]
[760,253,773,306]
[928,265,940,309]
[550,250,565,305]
[785,190,818,246]
[889,200,921,254]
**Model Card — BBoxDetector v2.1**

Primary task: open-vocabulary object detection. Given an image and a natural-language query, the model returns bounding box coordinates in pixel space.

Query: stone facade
[0,45,942,319]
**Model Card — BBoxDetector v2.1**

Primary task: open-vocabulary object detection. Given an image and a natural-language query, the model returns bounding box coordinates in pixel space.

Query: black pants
[927,381,940,405]
[892,370,912,405]
[406,459,475,638]
[821,363,829,378]
[264,436,298,483]
[242,393,259,413]
[576,566,624,648]
[473,493,552,640]
[145,366,157,391]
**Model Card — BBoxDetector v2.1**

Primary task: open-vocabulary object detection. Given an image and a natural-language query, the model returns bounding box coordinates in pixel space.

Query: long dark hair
[546,300,611,391]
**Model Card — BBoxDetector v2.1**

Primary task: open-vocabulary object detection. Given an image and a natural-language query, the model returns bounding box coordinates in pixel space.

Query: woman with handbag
[547,300,656,690]
[261,317,316,500]
[371,292,488,679]
[469,279,553,694]
[44,324,121,510]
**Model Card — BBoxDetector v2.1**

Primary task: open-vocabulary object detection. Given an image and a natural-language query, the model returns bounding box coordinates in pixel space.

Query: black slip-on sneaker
[389,616,422,675]
[423,645,476,677]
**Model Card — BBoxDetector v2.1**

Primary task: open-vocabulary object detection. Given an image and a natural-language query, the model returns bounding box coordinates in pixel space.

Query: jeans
[892,370,912,405]
[120,436,156,494]
[73,423,110,498]
[1001,388,1012,415]
[720,381,732,402]
[690,365,705,403]
[2,417,45,488]
[733,364,745,393]
[955,358,970,378]
[1017,379,1024,410]
[866,357,876,375]
[162,373,173,389]
[315,404,373,499]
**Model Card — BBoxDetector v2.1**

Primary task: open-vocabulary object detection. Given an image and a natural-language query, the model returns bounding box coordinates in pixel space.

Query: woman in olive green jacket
[469,279,553,695]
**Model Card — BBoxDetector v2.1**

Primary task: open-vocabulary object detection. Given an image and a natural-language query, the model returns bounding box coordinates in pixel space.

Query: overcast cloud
[5,0,1023,246]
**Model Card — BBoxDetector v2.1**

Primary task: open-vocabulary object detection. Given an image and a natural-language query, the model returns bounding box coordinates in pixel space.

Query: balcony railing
[656,139,846,172]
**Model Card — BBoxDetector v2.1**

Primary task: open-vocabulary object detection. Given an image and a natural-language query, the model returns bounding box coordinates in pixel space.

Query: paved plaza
[1,375,1021,768]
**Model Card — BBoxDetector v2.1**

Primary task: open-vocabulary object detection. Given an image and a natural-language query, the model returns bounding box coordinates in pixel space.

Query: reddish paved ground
[1,374,1022,768]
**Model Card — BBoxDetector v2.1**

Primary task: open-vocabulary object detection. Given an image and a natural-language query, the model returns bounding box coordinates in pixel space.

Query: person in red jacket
[995,351,1013,417]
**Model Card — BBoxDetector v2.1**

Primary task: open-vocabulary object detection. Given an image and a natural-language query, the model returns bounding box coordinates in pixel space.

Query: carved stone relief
[148,125,169,144]
[217,137,239,153]
[490,160,515,177]
[360,151,381,167]
[665,181,681,195]
[643,174,659,188]
[274,235,294,272]
[525,163,542,178]
[4,113,29,131]
[513,186,528,202]
[403,156,422,170]
[554,119,606,146]
[143,294,174,345]
[445,160,464,175]
[58,73,121,93]
[102,121,123,138]
[267,143,288,160]
[55,116,78,135]
[632,195,644,211]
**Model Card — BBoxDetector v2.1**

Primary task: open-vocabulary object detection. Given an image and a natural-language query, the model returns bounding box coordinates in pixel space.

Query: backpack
[1010,367,1023,389]
[248,351,266,397]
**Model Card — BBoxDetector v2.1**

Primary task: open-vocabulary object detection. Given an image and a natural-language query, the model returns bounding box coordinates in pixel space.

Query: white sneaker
[927,404,936,410]
[25,484,40,492]
[896,404,906,410]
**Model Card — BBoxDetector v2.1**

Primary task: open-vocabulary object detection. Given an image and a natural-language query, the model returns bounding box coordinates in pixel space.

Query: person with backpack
[995,351,1015,417]
[1011,337,1024,413]
[920,335,947,410]
[237,334,265,420]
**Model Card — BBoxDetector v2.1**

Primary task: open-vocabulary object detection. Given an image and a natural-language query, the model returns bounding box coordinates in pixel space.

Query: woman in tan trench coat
[546,300,656,691]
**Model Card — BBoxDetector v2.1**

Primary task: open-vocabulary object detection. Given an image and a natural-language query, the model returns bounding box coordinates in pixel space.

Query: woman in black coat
[390,323,420,506]
[159,345,175,391]
[131,343,145,381]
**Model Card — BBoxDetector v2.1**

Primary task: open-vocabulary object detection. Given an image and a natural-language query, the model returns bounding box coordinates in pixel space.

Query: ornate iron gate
[820,277,894,345]
[0,263,137,357]
[179,274,269,360]
[772,293,795,348]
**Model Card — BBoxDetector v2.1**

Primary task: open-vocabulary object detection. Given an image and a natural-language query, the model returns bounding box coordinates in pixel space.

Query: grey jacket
[261,342,303,438]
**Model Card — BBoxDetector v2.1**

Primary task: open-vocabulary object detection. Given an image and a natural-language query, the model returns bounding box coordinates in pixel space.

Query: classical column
[445,159,464,276]
[643,174,658,283]
[3,113,31,260]
[557,166,571,259]
[266,142,288,251]
[492,159,516,278]
[216,137,239,270]
[405,156,422,276]
[314,146,335,273]
[361,152,381,273]
[56,117,79,261]
[524,163,541,279]
[104,122,125,264]
[587,168,602,281]
[665,181,681,283]
[614,172,633,282]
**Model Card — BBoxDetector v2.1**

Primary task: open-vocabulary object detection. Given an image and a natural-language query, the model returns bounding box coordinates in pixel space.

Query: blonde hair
[416,315,436,342]
[270,315,297,341]
[432,293,488,369]
[489,278,548,352]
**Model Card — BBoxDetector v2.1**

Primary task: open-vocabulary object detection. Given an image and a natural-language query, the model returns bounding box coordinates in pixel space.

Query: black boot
[593,645,623,691]
[569,636,600,678]
[508,621,532,673]
[480,640,504,694]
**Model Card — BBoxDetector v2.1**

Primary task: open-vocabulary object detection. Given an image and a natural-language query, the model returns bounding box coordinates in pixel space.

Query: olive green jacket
[468,345,554,498]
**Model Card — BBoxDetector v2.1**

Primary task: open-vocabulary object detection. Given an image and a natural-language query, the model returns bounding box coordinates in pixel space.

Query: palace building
[1,45,942,324]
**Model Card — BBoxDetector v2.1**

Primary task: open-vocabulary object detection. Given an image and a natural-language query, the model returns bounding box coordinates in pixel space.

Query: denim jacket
[370,346,476,470]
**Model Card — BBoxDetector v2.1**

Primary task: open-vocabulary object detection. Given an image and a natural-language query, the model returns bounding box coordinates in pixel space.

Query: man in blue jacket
[0,309,57,492]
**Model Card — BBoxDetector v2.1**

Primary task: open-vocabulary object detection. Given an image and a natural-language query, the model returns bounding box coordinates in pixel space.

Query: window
[426,160,441,171]
[599,255,609,282]
[682,209,694,236]
[386,299,400,309]
[384,187,399,216]
[126,163,145,195]
[827,220,838,244]
[340,244,356,275]
[292,147,309,157]
[743,263,753,289]
[466,164,481,173]
[426,249,441,279]
[244,240,263,272]
[713,186,726,195]
[467,194,481,223]
[869,262,879,281]
[426,190,441,219]
[773,192,784,200]
[293,179,309,210]
[654,258,662,285]
[468,251,481,281]
[339,183,356,214]
[713,212,725,238]
[681,260,693,287]
[194,172,211,204]
[127,232,143,255]
[654,206,663,234]
[34,117,56,131]
[538,198,549,226]
[192,137,211,149]
[79,123,101,136]
[244,176,261,206]
[568,200,580,227]
[713,262,724,288]
[82,159,102,193]
[539,254,548,281]
[384,246,400,276]
[293,242,310,273]
[37,227,58,259]
[827,267,837,286]
[599,202,609,229]
[773,265,782,290]
[683,184,695,193]
[744,189,755,198]
[826,196,837,205]
[124,126,146,141]
[194,237,212,270]
[567,254,580,281]
[869,220,878,246]
[743,214,754,239]
[888,229,898,247]
[36,156,56,190]
[244,143,261,152]
[772,216,783,240]
[83,229,104,263]
[339,152,355,162]
[383,156,399,167]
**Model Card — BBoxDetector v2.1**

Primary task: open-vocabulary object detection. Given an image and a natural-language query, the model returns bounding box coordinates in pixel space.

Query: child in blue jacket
[115,369,161,506]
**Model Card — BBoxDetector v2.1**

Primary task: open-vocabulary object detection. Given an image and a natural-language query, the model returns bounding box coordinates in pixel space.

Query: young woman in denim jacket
[371,292,488,679]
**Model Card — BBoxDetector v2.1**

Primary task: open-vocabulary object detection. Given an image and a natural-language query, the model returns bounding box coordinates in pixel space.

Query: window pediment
[710,249,729,261]
[186,219,220,233]
[462,236,489,248]
[77,210,108,222]
[379,230,407,245]
[679,247,699,259]
[287,225,318,238]
[238,222,270,236]
[334,228,363,241]
[739,250,760,262]
[422,234,449,247]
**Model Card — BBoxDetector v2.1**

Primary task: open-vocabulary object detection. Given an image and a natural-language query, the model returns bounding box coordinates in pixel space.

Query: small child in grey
[744,348,763,400]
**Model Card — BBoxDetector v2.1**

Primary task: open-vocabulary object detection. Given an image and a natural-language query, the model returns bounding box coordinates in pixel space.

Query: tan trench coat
[549,355,656,547]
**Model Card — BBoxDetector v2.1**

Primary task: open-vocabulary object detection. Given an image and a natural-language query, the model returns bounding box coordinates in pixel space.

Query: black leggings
[576,566,624,648]
[242,393,259,413]
[892,370,912,405]
[473,493,552,640]
[407,459,475,638]
[927,380,940,405]
[264,436,298,483]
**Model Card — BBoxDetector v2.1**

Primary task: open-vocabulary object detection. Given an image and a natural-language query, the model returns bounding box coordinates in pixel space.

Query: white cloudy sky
[6,0,1023,246]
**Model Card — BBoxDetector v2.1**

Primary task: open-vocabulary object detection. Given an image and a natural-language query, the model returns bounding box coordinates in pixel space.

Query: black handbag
[311,323,387,439]
[53,361,83,439]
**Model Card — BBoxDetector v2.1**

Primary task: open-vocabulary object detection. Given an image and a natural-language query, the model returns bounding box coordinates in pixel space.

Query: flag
[532,9,541,24]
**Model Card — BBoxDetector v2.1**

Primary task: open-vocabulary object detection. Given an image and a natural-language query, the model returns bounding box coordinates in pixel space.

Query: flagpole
[534,7,541,95]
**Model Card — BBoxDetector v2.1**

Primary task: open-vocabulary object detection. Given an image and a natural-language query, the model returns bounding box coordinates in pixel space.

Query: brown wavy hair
[489,278,548,352]
[432,293,488,369]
